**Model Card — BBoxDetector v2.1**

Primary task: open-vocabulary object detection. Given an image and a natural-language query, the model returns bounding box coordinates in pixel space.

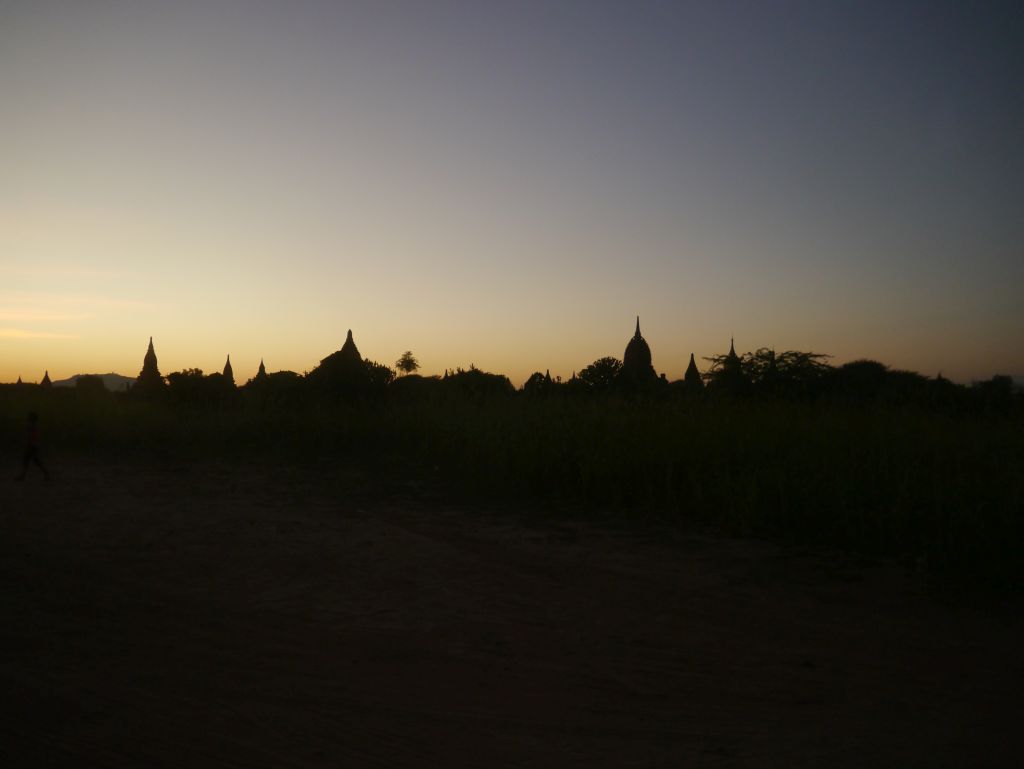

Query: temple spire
[135,336,165,392]
[684,353,704,393]
[223,354,234,386]
[142,337,159,371]
[337,329,362,363]
[622,316,656,382]
[257,358,266,377]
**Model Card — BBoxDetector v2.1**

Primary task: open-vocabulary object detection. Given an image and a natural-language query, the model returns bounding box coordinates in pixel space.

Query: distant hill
[52,373,134,391]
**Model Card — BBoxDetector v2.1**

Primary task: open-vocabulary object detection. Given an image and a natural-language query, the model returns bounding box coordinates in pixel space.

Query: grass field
[3,388,1022,589]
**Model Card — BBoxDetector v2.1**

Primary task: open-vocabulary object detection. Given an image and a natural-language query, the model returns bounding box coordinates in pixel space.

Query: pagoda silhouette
[307,329,369,390]
[620,317,658,385]
[684,353,704,393]
[134,337,166,392]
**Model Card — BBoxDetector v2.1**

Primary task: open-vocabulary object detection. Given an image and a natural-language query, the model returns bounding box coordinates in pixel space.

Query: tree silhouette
[395,351,420,376]
[364,359,397,390]
[745,348,831,395]
[579,357,622,391]
[243,369,305,406]
[831,359,890,401]
[702,345,833,397]
[703,340,750,394]
[166,368,205,404]
[522,370,555,396]
[974,374,1015,415]
[442,365,514,397]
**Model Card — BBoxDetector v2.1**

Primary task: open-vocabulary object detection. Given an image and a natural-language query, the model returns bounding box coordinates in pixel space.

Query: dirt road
[1,459,1020,767]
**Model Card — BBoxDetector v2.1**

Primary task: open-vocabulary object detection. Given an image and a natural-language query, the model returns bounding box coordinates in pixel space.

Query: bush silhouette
[579,357,622,391]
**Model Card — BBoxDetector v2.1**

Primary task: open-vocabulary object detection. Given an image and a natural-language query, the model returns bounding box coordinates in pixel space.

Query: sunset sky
[2,1,1022,385]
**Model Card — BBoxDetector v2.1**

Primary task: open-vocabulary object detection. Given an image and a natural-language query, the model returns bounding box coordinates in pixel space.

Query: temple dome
[622,317,654,376]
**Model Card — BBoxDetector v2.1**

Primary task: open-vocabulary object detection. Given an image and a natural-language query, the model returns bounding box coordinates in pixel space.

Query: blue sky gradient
[2,1,1022,383]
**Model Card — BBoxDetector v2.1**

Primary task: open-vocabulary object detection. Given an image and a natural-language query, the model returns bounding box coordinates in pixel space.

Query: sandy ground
[0,457,1021,768]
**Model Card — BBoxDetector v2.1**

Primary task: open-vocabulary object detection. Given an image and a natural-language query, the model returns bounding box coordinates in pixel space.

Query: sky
[2,0,1022,385]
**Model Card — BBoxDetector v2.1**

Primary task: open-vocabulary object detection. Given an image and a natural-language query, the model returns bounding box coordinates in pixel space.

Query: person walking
[15,411,50,482]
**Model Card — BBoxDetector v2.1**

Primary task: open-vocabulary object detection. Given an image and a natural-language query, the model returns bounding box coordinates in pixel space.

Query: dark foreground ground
[1,458,1021,768]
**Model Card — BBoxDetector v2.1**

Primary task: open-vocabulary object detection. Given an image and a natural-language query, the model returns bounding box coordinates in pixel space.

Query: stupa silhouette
[620,317,657,383]
[684,353,704,392]
[134,337,165,391]
[309,329,368,389]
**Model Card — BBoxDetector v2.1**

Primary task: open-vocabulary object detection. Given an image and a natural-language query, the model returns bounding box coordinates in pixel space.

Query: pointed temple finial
[635,316,641,337]
[143,337,158,367]
[729,337,736,356]
[346,329,353,342]
[136,336,164,391]
[684,352,704,391]
[258,358,266,377]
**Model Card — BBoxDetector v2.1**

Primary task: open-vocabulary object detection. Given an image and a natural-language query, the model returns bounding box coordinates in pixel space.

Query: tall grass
[3,388,1021,588]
